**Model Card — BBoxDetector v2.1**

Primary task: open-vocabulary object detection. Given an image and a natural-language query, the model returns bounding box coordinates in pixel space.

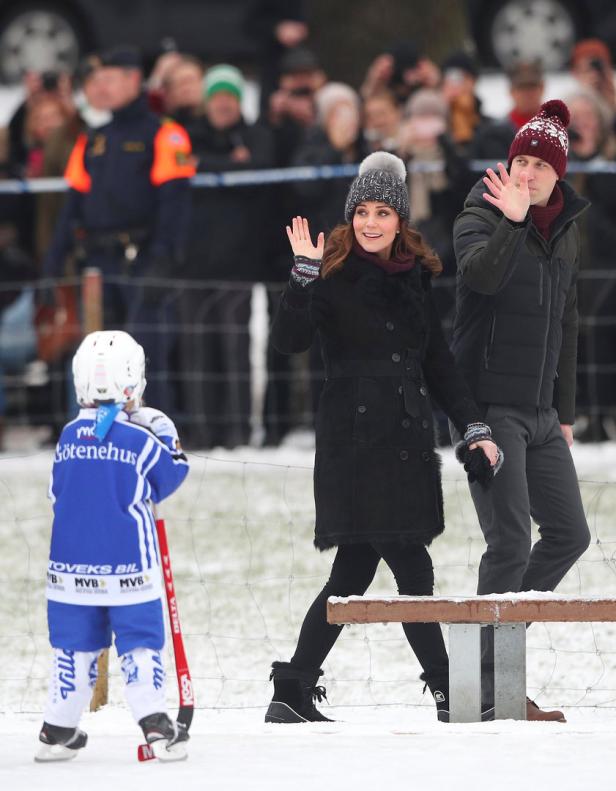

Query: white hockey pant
[44,647,168,728]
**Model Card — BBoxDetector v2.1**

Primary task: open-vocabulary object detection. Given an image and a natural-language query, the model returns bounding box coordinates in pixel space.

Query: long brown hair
[321,220,443,279]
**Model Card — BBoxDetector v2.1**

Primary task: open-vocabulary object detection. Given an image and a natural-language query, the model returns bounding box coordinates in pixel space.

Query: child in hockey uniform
[36,330,189,763]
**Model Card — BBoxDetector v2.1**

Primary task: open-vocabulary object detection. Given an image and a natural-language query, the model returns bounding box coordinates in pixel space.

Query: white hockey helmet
[72,330,146,407]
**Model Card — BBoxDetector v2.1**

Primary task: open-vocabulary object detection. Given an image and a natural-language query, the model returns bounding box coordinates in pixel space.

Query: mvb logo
[74,577,104,588]
[119,575,149,589]
[47,572,63,584]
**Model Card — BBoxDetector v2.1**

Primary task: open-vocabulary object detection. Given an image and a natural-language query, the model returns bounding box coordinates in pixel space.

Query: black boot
[421,674,450,722]
[265,661,334,723]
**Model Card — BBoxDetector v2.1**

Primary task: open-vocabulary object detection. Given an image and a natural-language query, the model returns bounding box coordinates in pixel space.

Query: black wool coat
[271,253,481,549]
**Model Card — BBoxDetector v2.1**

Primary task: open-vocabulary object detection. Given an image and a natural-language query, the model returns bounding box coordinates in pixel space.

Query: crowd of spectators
[1,31,616,448]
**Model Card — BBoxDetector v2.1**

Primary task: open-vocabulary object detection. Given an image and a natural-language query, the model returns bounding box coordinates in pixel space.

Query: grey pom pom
[358,151,407,182]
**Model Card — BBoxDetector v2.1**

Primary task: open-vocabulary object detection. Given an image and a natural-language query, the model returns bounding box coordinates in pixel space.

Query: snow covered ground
[1,440,616,789]
[3,705,616,791]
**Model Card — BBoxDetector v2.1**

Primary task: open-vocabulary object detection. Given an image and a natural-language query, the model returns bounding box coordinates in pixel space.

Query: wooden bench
[327,594,616,722]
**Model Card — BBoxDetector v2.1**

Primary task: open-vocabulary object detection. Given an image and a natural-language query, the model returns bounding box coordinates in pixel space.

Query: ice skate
[35,722,88,762]
[139,712,189,761]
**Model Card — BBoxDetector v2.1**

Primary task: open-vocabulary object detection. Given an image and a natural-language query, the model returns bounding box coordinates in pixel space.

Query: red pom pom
[539,99,570,127]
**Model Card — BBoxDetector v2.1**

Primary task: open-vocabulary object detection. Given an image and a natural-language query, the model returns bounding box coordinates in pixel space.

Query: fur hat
[508,99,570,179]
[344,151,409,221]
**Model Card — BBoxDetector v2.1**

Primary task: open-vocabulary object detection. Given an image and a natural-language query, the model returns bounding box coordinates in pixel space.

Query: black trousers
[291,542,449,685]
[469,405,591,702]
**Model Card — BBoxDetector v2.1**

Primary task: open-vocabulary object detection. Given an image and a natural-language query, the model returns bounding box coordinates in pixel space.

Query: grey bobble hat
[344,152,409,221]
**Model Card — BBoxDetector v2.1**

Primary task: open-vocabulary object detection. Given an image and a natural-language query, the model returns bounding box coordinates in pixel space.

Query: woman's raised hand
[286,216,325,259]
[482,162,530,222]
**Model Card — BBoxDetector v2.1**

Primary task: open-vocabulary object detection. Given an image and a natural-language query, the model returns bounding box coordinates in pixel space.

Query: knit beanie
[507,99,570,179]
[204,64,244,100]
[344,152,409,221]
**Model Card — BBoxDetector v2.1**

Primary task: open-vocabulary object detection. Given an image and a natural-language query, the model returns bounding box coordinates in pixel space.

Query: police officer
[43,47,196,413]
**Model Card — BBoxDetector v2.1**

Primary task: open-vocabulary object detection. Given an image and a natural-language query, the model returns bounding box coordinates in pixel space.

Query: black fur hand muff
[455,442,499,488]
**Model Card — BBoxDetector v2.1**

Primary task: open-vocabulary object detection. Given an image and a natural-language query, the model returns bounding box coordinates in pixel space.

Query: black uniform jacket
[452,178,589,424]
[272,253,481,549]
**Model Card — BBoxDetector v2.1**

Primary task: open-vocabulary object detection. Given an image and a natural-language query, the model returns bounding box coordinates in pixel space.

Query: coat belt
[326,349,425,417]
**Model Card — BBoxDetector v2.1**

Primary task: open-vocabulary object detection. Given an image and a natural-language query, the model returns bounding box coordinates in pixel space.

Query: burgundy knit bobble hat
[507,99,571,179]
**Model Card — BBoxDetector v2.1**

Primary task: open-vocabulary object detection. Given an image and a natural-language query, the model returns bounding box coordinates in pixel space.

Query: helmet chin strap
[94,403,123,441]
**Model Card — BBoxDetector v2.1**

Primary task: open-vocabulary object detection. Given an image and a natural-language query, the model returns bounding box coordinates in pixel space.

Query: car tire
[0,3,84,83]
[480,0,580,70]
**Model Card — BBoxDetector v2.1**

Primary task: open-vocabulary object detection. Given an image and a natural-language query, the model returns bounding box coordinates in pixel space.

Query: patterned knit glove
[290,255,322,288]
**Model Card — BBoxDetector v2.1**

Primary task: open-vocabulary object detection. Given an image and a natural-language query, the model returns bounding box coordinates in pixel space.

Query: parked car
[467,0,616,70]
[0,0,257,83]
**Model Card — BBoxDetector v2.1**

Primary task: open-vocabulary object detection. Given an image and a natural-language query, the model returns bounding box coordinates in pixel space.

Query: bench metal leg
[494,623,527,720]
[449,623,481,722]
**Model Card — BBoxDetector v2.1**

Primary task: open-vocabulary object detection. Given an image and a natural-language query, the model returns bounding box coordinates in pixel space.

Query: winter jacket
[452,178,590,424]
[271,253,481,549]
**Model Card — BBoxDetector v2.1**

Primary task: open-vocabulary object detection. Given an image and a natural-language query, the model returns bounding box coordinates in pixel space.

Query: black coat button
[386,321,394,331]
[419,386,427,396]
[402,418,411,428]
[422,419,430,429]
[422,451,430,462]
[357,405,367,414]
[392,353,401,362]
[400,450,409,460]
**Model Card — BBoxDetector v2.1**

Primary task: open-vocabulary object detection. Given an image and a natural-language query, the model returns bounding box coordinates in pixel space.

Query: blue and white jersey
[46,408,188,606]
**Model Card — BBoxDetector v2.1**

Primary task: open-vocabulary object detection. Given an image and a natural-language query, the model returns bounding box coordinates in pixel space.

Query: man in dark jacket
[452,100,592,721]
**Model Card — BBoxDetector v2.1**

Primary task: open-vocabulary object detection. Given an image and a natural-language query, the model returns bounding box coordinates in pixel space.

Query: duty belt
[326,349,426,417]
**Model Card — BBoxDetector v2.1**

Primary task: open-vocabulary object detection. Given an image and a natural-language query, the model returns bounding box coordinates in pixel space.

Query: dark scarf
[349,243,426,341]
[529,182,565,240]
[352,239,416,274]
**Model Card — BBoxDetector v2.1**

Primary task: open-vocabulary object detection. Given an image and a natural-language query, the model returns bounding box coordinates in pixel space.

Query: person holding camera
[570,38,616,112]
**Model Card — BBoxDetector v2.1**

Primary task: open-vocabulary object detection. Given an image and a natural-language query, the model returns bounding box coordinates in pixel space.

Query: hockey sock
[121,647,168,723]
[43,648,101,728]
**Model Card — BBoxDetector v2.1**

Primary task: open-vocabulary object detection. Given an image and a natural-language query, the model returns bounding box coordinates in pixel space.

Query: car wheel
[486,0,578,70]
[0,4,82,83]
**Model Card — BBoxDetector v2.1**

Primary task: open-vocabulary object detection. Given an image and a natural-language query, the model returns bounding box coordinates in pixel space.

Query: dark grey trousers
[468,405,591,701]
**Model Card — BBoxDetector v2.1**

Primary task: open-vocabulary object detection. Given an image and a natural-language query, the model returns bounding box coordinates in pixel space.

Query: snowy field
[1,439,616,789]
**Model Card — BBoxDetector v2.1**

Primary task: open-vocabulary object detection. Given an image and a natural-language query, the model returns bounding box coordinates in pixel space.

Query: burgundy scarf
[529,182,564,240]
[352,240,416,274]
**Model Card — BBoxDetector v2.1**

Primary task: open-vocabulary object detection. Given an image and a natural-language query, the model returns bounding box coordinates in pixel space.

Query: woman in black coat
[265,152,501,724]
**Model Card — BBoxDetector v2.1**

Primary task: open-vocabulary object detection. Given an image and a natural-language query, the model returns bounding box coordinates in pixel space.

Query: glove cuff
[463,422,492,445]
[290,255,321,288]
